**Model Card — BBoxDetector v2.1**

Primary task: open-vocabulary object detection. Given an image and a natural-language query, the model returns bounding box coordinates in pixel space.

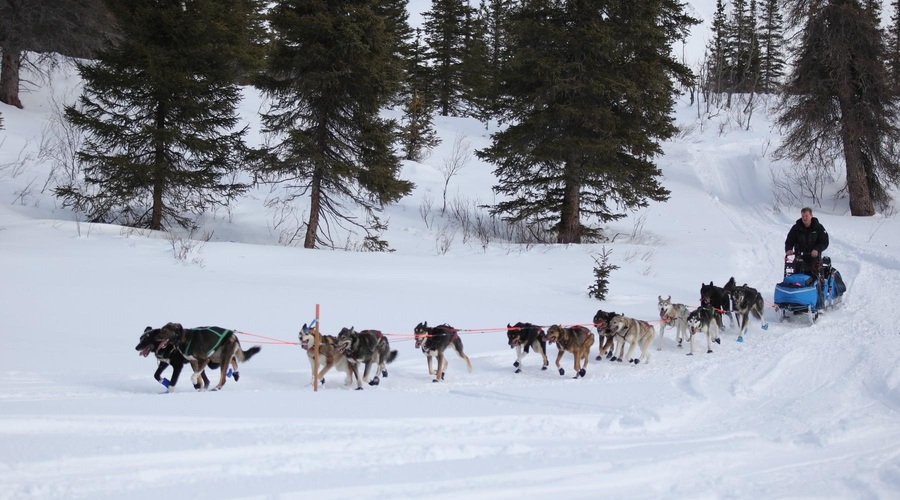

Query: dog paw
[514,368,522,374]
[432,378,440,383]
[233,371,240,382]
[558,368,565,376]
[595,355,603,361]
[686,353,694,356]
[382,370,388,378]
[577,368,586,377]
[736,336,743,343]
[707,349,713,354]
[714,338,721,344]
[160,378,171,388]
[369,377,380,386]
[513,360,520,368]
[606,351,613,359]
[320,378,326,385]
[677,344,683,348]
[615,358,623,363]
[632,359,640,365]
[656,347,662,351]
[226,368,233,378]
[355,386,364,391]
[541,366,548,371]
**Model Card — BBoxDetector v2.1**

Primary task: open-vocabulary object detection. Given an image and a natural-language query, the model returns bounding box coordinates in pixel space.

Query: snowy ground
[3,13,900,500]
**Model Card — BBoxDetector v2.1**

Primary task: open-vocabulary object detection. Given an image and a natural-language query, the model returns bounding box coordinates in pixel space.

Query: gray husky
[335,327,398,390]
[657,295,691,350]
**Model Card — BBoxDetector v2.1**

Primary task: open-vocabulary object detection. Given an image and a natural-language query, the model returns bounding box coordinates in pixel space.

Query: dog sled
[774,254,846,325]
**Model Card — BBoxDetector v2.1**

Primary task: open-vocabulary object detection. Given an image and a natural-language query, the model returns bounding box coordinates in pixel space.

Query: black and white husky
[506,322,549,373]
[657,295,690,351]
[725,280,768,342]
[685,306,721,355]
[335,327,398,390]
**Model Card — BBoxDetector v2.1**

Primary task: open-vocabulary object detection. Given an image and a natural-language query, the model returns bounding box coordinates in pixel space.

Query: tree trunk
[557,160,581,244]
[839,99,875,216]
[150,102,166,230]
[0,47,23,109]
[304,167,323,249]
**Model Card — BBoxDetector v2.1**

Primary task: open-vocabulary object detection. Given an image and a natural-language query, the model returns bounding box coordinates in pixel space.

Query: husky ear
[301,323,308,334]
[667,295,671,301]
[658,295,662,301]
[144,326,153,333]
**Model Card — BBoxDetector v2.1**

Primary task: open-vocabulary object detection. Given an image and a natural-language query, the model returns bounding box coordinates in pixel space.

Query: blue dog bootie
[160,378,171,388]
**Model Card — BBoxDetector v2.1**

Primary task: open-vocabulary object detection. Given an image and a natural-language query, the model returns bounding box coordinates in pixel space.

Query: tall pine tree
[758,0,786,93]
[889,0,900,92]
[479,0,697,243]
[777,0,900,215]
[256,0,413,249]
[56,0,262,230]
[422,0,475,116]
[704,0,730,96]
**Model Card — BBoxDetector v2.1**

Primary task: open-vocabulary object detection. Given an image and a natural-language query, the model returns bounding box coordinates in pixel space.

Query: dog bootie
[160,378,170,388]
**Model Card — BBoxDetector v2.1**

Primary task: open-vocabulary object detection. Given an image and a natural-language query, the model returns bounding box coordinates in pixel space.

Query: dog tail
[237,345,261,362]
[386,350,398,364]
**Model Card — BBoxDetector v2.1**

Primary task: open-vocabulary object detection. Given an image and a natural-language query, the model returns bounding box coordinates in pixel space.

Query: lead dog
[413,322,473,383]
[608,316,655,365]
[685,305,721,355]
[545,325,594,378]
[724,280,768,342]
[335,327,398,389]
[592,310,620,361]
[507,322,549,373]
[299,324,352,387]
[151,322,261,391]
[657,296,690,350]
[136,326,214,391]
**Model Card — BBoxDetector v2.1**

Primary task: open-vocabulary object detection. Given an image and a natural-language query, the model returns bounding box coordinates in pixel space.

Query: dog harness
[184,327,233,357]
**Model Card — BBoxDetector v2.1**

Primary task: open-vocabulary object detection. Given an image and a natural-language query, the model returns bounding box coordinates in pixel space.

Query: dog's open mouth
[154,338,169,354]
[139,346,151,357]
[300,340,309,350]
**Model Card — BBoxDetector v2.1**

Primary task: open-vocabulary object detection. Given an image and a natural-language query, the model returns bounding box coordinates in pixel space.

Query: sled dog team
[136,278,769,391]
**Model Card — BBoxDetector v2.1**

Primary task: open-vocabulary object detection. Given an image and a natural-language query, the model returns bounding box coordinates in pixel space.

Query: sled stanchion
[314,304,320,393]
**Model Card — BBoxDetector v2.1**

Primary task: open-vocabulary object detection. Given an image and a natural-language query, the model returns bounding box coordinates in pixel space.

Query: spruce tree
[479,0,697,243]
[256,0,413,249]
[422,0,475,116]
[727,0,761,92]
[374,0,416,106]
[474,0,516,122]
[55,0,261,230]
[889,0,900,92]
[777,0,900,215]
[401,89,440,161]
[758,0,786,93]
[705,0,730,96]
[0,0,114,109]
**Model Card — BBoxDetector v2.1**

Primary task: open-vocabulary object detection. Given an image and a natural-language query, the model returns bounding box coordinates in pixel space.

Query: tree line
[1,0,899,249]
